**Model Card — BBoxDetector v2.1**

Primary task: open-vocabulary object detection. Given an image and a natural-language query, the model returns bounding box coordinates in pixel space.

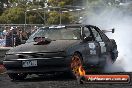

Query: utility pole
[59,8,62,25]
[24,11,27,31]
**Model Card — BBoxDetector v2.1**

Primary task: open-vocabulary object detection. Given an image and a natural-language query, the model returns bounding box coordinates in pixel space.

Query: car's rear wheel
[70,53,85,78]
[8,73,27,80]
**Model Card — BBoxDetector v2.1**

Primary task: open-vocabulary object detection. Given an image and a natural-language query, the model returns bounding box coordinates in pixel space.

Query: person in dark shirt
[5,29,12,47]
[5,27,21,47]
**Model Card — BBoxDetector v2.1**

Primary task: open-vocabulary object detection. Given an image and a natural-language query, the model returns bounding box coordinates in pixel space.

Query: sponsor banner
[84,75,130,83]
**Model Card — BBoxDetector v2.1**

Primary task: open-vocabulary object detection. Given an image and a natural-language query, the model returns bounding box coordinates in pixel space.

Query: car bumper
[3,56,72,74]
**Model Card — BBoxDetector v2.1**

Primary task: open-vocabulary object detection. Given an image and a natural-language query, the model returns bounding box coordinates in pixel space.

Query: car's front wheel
[70,53,85,78]
[8,73,27,80]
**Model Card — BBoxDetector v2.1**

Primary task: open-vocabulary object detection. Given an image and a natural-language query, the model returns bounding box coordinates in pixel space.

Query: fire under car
[3,24,118,80]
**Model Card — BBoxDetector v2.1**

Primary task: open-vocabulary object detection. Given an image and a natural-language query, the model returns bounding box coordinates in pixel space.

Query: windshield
[26,27,81,43]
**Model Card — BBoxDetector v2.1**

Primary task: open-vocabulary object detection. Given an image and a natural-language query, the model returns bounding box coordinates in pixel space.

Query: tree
[0,7,25,24]
[0,0,8,4]
[47,11,60,25]
[0,0,84,24]
[71,0,85,6]
[47,11,73,25]
[0,0,8,14]
[48,0,73,7]
[27,11,45,24]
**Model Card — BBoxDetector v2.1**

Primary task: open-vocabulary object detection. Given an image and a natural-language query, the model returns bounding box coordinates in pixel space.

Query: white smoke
[82,4,132,72]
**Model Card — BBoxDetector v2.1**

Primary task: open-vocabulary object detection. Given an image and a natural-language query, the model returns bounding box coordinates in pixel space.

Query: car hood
[7,40,80,54]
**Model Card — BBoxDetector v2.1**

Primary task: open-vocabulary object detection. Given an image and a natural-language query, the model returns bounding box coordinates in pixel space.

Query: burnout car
[3,24,118,80]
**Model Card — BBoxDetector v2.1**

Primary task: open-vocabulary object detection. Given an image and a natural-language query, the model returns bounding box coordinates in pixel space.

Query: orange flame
[78,66,86,76]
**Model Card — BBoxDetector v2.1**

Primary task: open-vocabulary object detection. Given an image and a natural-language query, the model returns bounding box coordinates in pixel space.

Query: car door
[95,27,118,62]
[89,26,107,55]
[88,26,112,68]
[88,26,110,68]
[82,26,100,66]
[95,27,112,53]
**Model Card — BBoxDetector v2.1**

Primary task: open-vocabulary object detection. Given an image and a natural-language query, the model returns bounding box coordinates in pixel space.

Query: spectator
[19,29,28,42]
[5,29,12,47]
[2,29,7,39]
[5,27,21,47]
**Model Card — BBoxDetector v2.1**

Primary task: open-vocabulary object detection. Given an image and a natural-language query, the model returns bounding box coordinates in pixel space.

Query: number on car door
[82,26,100,65]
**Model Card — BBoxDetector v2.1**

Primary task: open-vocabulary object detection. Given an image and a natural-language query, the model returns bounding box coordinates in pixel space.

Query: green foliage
[0,6,55,24]
[61,12,73,24]
[0,7,25,24]
[45,0,75,25]
[9,0,19,3]
[48,0,73,7]
[0,0,8,13]
[47,11,72,25]
[2,0,124,25]
[27,12,45,24]
[28,15,37,24]
[0,0,75,25]
[47,11,60,25]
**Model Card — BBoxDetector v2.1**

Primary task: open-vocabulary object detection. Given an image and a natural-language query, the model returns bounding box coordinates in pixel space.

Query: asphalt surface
[0,54,131,88]
[0,72,132,88]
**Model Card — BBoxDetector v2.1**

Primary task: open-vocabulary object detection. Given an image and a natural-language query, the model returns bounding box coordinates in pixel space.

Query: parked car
[3,24,118,80]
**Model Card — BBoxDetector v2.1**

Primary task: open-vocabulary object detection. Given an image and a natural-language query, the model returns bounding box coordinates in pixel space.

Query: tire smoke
[82,4,132,72]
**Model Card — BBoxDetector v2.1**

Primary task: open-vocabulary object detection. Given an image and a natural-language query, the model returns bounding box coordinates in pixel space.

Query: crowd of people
[0,26,38,47]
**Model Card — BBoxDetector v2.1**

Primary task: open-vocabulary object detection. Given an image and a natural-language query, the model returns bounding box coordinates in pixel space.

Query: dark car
[3,24,118,80]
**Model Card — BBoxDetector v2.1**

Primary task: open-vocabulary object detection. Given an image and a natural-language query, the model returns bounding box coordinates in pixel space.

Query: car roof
[40,24,96,29]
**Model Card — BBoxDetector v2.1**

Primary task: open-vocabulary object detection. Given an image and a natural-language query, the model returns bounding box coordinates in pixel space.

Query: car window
[83,27,91,38]
[90,27,103,42]
[26,27,81,43]
[96,28,110,42]
[83,27,95,41]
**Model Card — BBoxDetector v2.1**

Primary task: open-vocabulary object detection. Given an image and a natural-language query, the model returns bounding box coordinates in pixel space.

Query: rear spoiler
[102,28,115,33]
